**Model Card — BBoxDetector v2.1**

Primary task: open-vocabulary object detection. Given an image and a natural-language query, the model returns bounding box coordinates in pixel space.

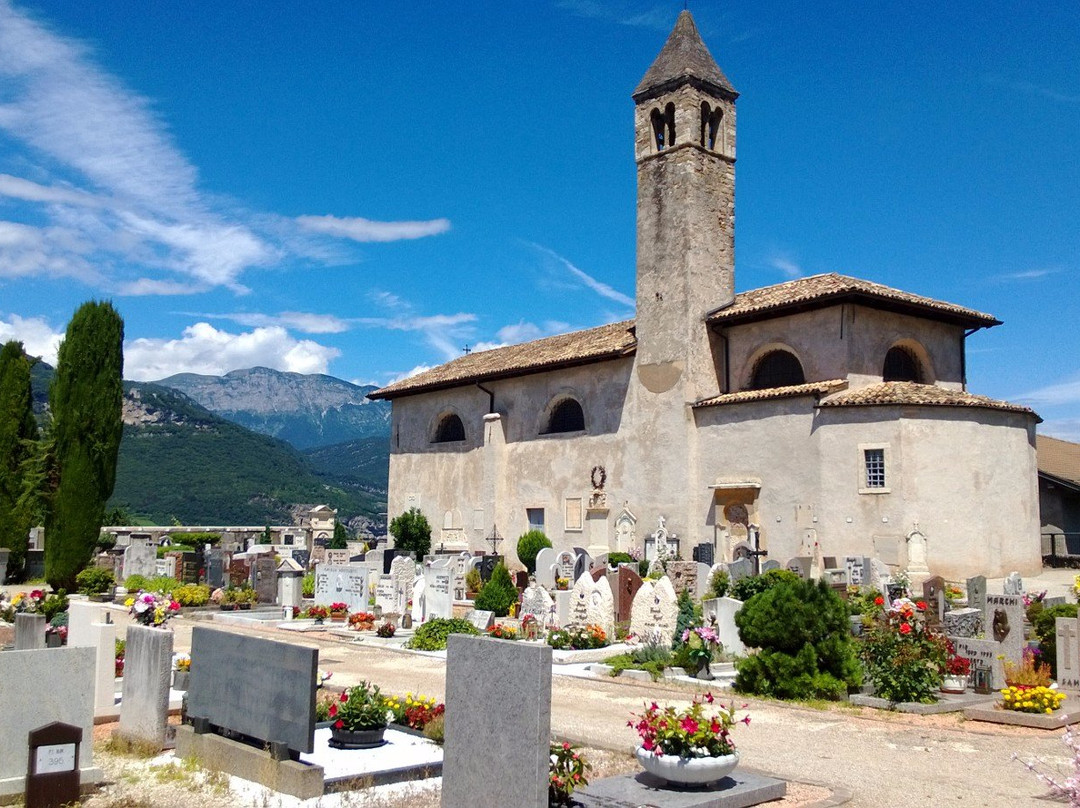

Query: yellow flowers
[1001,685,1066,714]
[124,597,135,607]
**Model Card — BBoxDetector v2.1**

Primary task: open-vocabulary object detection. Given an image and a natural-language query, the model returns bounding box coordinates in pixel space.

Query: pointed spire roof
[634,10,737,101]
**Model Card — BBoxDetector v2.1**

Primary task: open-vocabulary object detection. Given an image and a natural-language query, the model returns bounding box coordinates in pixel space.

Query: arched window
[433,413,465,443]
[544,398,585,434]
[749,350,805,390]
[883,346,923,383]
[651,103,676,151]
[700,102,722,150]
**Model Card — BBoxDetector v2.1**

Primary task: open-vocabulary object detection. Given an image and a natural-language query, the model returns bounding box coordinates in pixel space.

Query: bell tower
[633,10,737,399]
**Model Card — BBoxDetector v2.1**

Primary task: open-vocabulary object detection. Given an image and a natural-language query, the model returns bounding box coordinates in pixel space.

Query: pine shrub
[734,577,861,700]
[516,530,552,574]
[474,563,518,616]
[730,568,799,602]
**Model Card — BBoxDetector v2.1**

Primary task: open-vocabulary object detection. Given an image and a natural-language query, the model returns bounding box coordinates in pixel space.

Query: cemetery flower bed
[547,624,608,650]
[126,590,181,627]
[384,691,445,731]
[349,611,376,630]
[404,617,481,651]
[305,604,329,622]
[1001,685,1066,714]
[1004,646,1053,687]
[328,680,390,748]
[860,597,947,704]
[486,624,518,640]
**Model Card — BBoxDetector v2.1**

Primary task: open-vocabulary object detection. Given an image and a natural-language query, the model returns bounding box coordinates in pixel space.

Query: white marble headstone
[567,573,614,639]
[534,547,557,589]
[390,555,414,613]
[629,576,678,648]
[424,558,454,620]
[520,585,555,626]
[313,564,369,612]
[702,596,745,656]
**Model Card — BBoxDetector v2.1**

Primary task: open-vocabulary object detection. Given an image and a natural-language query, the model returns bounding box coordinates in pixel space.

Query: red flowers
[899,622,912,635]
[874,596,884,606]
[328,703,338,718]
[915,600,927,611]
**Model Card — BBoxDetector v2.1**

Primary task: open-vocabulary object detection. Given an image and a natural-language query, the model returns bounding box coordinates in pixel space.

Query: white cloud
[768,254,803,279]
[0,313,64,364]
[990,268,1059,283]
[385,365,433,385]
[295,214,451,243]
[0,2,450,296]
[1017,375,1080,408]
[1040,420,1080,443]
[365,291,477,360]
[124,322,340,381]
[196,311,352,334]
[529,243,634,308]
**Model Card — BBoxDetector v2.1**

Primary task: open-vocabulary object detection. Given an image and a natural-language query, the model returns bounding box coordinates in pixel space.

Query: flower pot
[635,748,739,787]
[46,633,63,648]
[328,726,387,750]
[173,671,190,691]
[940,674,968,694]
[313,617,325,625]
[238,603,251,611]
[330,614,347,623]
[219,604,236,611]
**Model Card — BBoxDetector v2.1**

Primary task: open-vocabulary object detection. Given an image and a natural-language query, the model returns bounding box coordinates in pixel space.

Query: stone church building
[371,11,1040,579]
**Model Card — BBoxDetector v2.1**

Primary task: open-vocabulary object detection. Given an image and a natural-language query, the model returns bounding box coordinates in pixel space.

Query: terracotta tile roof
[369,320,637,400]
[1037,434,1080,487]
[634,10,737,100]
[708,273,1000,328]
[817,382,1038,418]
[693,380,848,409]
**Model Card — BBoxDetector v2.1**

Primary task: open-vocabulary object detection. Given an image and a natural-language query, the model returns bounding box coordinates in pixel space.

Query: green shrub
[301,572,315,599]
[41,591,69,622]
[389,507,432,559]
[156,544,197,558]
[606,552,633,566]
[124,574,151,591]
[734,578,861,700]
[171,532,220,546]
[516,530,552,574]
[671,589,699,648]
[605,643,672,681]
[638,560,650,578]
[405,618,481,651]
[75,566,115,595]
[861,605,946,703]
[707,568,730,599]
[465,568,482,593]
[1032,603,1078,678]
[172,584,210,607]
[146,576,179,594]
[730,568,800,602]
[474,563,518,616]
[422,714,445,745]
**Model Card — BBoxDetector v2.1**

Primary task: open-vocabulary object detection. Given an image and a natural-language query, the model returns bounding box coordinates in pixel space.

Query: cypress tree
[45,301,124,590]
[0,341,38,580]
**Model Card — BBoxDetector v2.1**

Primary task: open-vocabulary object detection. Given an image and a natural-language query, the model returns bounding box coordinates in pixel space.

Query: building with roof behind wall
[369,11,1041,580]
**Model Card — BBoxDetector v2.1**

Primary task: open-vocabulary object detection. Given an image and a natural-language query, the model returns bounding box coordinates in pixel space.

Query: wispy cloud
[529,242,634,308]
[364,291,477,360]
[989,267,1060,283]
[768,253,803,279]
[1040,420,1080,444]
[0,2,449,296]
[191,311,352,335]
[125,322,341,381]
[1017,374,1080,407]
[557,0,673,31]
[296,214,450,243]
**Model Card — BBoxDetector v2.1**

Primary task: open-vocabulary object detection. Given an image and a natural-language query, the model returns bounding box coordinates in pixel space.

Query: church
[370,11,1040,580]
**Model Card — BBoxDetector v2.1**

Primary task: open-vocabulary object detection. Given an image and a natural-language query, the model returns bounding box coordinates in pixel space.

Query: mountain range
[28,363,392,530]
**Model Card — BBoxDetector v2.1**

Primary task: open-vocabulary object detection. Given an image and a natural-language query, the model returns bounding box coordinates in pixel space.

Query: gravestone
[553,590,572,627]
[313,564,369,612]
[534,547,557,590]
[844,556,870,587]
[467,610,495,631]
[226,559,248,588]
[984,593,1024,668]
[480,555,501,583]
[325,549,350,567]
[702,597,745,656]
[291,549,311,570]
[118,625,173,747]
[692,542,714,566]
[1056,617,1080,689]
[0,647,100,802]
[254,556,277,604]
[424,559,454,620]
[727,557,754,582]
[1003,571,1024,596]
[573,550,592,584]
[390,555,415,613]
[966,575,987,613]
[383,548,404,575]
[452,552,472,600]
[786,557,812,579]
[514,570,530,590]
[643,517,679,561]
[185,627,317,756]
[206,550,226,589]
[613,566,643,625]
[276,558,304,611]
[949,636,1006,689]
[374,576,396,613]
[411,575,427,623]
[666,561,699,599]
[442,635,551,808]
[26,721,82,808]
[629,577,678,648]
[554,551,576,585]
[567,574,614,638]
[363,547,385,576]
[520,585,555,626]
[67,601,107,648]
[922,575,946,624]
[122,536,157,581]
[15,613,46,650]
[760,559,780,573]
[942,607,981,639]
[0,547,7,585]
[695,561,712,599]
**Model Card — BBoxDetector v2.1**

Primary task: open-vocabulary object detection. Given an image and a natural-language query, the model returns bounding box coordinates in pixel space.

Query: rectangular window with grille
[864,448,886,489]
[527,508,545,533]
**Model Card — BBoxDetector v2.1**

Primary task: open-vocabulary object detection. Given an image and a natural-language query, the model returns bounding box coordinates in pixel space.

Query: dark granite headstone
[573,548,590,583]
[922,575,946,623]
[227,559,250,588]
[24,549,45,581]
[383,549,402,576]
[254,556,277,603]
[692,542,715,566]
[589,567,606,583]
[206,551,225,589]
[187,627,317,755]
[480,555,501,583]
[25,721,82,808]
[614,566,643,624]
[179,551,200,584]
[292,549,311,570]
[514,571,529,590]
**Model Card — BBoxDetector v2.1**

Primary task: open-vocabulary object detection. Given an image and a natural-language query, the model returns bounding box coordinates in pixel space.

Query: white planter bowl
[635,747,739,786]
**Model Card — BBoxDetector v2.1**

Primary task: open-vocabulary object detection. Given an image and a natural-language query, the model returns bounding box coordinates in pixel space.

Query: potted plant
[376,621,396,638]
[237,587,255,610]
[465,568,481,601]
[680,625,721,680]
[173,654,191,691]
[940,640,971,694]
[629,693,749,786]
[125,591,181,628]
[308,604,329,624]
[327,680,390,749]
[329,602,349,622]
[349,611,375,631]
[555,577,570,591]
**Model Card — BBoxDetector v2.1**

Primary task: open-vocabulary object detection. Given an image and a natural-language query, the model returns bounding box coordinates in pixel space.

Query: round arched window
[883,346,923,383]
[433,413,465,443]
[545,398,585,434]
[749,350,805,390]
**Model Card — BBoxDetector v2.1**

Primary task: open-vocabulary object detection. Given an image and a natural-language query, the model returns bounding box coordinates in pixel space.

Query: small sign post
[26,722,81,808]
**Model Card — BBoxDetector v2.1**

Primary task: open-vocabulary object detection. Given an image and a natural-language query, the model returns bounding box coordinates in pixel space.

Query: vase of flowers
[330,603,349,622]
[681,625,721,680]
[173,654,191,691]
[126,591,181,627]
[307,604,329,624]
[328,680,390,749]
[940,640,971,694]
[629,693,749,787]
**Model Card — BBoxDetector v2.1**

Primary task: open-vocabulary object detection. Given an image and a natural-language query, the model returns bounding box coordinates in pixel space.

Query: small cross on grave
[484,525,504,555]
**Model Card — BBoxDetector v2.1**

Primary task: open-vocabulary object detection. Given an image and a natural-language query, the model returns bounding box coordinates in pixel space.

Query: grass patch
[101,735,162,759]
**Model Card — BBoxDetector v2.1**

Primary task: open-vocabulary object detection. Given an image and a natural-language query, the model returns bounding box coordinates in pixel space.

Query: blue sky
[0,2,1077,439]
